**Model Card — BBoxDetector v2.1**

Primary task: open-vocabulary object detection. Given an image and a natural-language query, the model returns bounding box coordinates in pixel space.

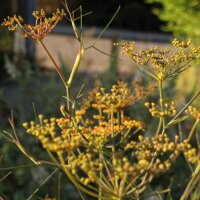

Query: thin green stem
[58,153,113,200]
[47,150,60,165]
[0,172,11,182]
[130,58,158,80]
[119,172,128,197]
[167,89,200,127]
[27,169,58,200]
[180,165,200,200]
[158,81,163,107]
[125,177,138,194]
[58,153,101,199]
[111,106,119,191]
[187,119,199,141]
[142,189,171,199]
[57,173,62,200]
[158,80,166,130]
[66,86,71,113]
[38,40,68,87]
[102,156,116,191]
[15,141,41,165]
[155,118,162,136]
[99,152,103,200]
[111,106,115,153]
[85,6,121,50]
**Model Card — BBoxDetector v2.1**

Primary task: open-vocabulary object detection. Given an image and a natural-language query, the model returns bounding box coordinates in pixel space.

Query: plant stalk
[38,40,68,87]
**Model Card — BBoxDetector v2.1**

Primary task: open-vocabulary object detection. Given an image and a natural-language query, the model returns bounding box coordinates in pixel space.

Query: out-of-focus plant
[147,0,200,106]
[120,39,200,200]
[0,27,13,53]
[1,1,200,200]
[147,0,200,42]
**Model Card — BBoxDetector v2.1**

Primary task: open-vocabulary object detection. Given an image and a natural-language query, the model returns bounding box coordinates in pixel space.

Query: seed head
[2,9,65,40]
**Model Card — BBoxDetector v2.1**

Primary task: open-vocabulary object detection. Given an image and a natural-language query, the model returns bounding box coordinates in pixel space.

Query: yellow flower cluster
[69,153,102,185]
[172,38,192,48]
[123,117,146,130]
[185,106,200,121]
[1,9,65,40]
[22,82,149,151]
[65,134,193,197]
[184,148,200,165]
[92,81,155,113]
[21,81,198,199]
[23,115,82,153]
[125,134,191,173]
[119,38,200,81]
[3,4,199,199]
[144,100,176,118]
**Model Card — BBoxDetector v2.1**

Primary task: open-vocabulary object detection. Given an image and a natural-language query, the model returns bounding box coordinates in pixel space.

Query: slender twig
[58,153,104,199]
[180,165,200,200]
[187,119,199,141]
[0,164,38,171]
[167,89,200,127]
[85,6,121,50]
[158,80,166,130]
[26,169,58,200]
[142,188,171,199]
[0,172,11,182]
[57,173,62,200]
[8,110,19,141]
[91,46,123,62]
[74,11,93,22]
[38,40,68,87]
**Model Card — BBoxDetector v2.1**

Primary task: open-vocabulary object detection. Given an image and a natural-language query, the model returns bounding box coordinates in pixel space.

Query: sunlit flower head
[185,106,200,121]
[119,39,200,81]
[1,9,65,40]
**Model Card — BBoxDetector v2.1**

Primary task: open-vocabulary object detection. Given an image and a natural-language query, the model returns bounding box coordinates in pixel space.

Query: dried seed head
[2,9,65,40]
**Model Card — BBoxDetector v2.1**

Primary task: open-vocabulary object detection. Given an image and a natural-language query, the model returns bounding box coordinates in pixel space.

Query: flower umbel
[185,106,200,121]
[145,100,177,118]
[1,9,65,40]
[21,81,198,199]
[2,4,200,198]
[119,38,200,81]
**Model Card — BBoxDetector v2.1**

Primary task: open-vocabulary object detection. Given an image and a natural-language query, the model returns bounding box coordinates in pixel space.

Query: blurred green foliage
[0,28,13,53]
[147,0,200,42]
[147,0,200,107]
[0,54,96,199]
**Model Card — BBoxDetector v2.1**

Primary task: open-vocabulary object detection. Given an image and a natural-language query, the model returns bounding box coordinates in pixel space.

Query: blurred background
[0,0,199,199]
